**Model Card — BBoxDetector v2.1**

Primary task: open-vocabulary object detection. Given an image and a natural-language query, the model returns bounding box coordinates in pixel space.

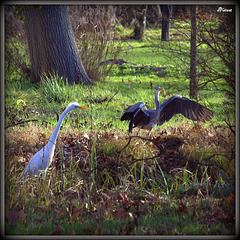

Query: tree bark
[131,6,147,40]
[160,5,172,41]
[24,5,94,84]
[189,5,198,99]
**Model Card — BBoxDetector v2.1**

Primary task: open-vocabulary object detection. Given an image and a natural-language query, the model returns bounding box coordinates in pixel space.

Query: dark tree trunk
[189,5,198,99]
[131,6,147,40]
[24,5,94,84]
[160,5,172,41]
[133,24,143,40]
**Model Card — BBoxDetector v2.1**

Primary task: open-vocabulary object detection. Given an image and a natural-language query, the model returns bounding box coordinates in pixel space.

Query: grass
[5,196,233,235]
[5,126,235,235]
[5,67,228,132]
[4,22,235,235]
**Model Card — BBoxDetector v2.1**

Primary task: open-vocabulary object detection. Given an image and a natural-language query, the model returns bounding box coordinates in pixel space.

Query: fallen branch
[118,153,163,169]
[84,135,165,176]
[5,119,38,129]
[117,137,131,155]
[5,119,51,129]
[116,135,166,169]
[118,135,165,154]
[100,58,167,72]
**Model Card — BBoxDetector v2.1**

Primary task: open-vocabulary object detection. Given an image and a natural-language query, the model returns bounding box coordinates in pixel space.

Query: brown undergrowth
[5,122,235,234]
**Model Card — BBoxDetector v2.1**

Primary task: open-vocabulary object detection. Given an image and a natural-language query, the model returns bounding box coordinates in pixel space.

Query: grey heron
[121,87,214,133]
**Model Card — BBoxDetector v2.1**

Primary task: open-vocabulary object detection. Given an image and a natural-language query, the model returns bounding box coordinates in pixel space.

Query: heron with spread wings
[121,87,214,133]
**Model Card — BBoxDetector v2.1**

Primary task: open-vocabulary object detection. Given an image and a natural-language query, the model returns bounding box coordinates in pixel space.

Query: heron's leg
[147,129,152,138]
[137,128,141,136]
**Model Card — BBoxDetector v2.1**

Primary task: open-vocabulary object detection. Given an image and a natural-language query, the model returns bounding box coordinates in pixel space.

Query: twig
[5,119,51,129]
[117,138,131,155]
[118,153,162,169]
[86,135,165,176]
[172,24,190,39]
[105,91,119,108]
[5,119,38,129]
[224,118,235,135]
[117,135,165,169]
[122,135,164,152]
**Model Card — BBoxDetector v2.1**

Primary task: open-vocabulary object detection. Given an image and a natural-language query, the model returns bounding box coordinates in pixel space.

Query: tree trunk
[24,5,94,84]
[131,6,147,40]
[160,5,172,41]
[189,5,198,99]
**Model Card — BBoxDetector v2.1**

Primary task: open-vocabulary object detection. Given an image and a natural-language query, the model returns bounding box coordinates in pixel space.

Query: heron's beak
[79,106,91,109]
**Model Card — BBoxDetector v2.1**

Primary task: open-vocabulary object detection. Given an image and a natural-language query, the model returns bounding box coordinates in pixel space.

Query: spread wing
[158,95,214,126]
[120,102,145,120]
[121,102,150,132]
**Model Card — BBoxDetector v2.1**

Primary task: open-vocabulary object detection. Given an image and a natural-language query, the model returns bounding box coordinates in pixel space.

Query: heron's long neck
[49,109,69,146]
[155,92,161,112]
[152,92,161,123]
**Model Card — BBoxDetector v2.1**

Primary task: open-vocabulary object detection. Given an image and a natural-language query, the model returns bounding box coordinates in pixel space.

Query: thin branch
[125,135,165,151]
[117,137,132,155]
[118,153,162,169]
[5,119,38,129]
[172,24,190,39]
[197,14,216,31]
[105,91,119,108]
[5,119,51,129]
[116,135,166,169]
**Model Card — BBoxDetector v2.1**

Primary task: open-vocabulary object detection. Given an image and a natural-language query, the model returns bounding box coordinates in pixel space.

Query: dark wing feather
[120,102,145,121]
[132,109,149,125]
[121,102,149,132]
[158,95,214,126]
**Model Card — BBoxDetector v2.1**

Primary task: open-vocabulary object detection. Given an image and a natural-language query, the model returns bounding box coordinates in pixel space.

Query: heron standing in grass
[23,102,90,176]
[121,87,214,133]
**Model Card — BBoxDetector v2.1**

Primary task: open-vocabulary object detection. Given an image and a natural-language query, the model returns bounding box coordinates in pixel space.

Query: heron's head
[67,102,91,111]
[155,86,163,95]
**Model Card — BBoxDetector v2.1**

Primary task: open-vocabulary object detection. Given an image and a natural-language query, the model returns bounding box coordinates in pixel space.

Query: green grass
[5,19,233,132]
[5,178,234,235]
[5,23,235,235]
[5,64,229,132]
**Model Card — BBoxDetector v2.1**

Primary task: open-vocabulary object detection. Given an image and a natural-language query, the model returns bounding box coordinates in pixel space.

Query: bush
[68,6,122,81]
[40,73,75,103]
